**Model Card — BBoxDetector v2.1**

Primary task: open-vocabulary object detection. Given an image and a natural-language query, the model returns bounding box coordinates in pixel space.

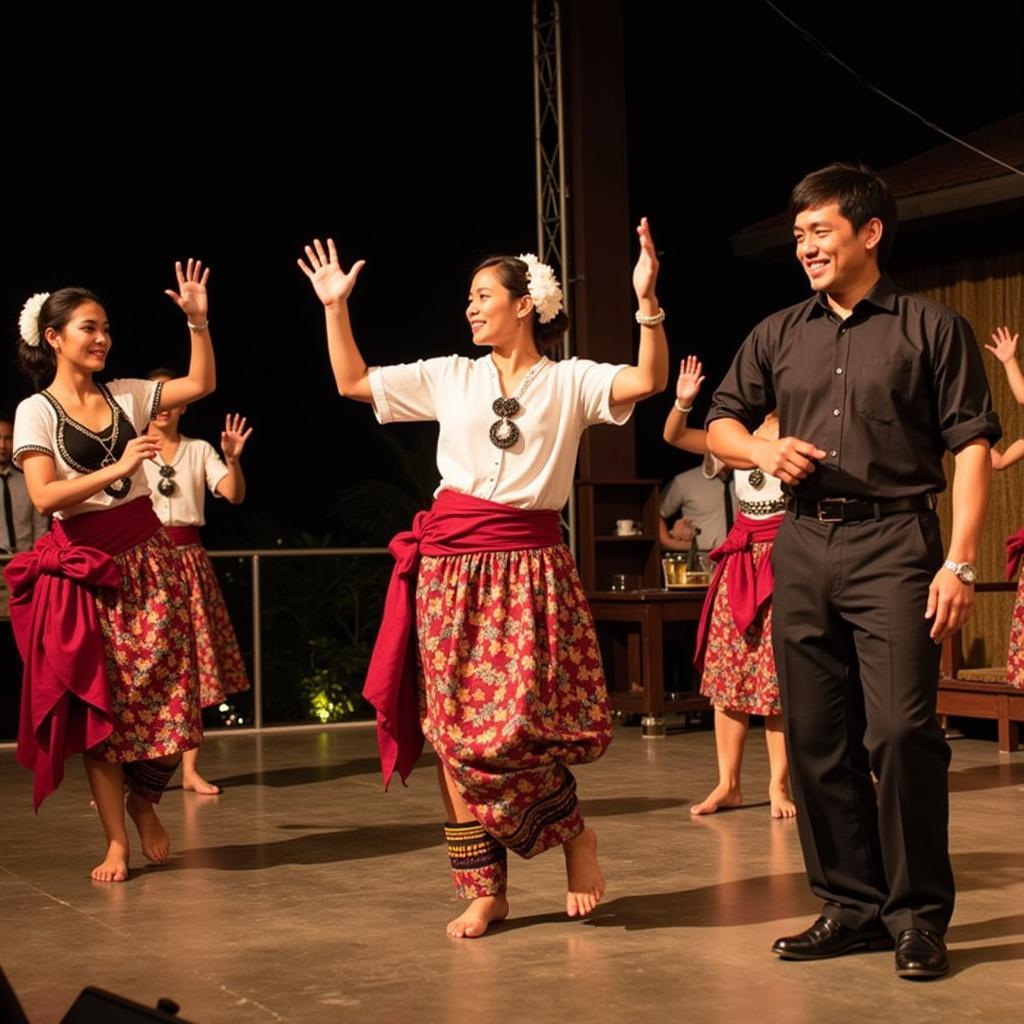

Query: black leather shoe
[895,929,949,979]
[772,915,894,960]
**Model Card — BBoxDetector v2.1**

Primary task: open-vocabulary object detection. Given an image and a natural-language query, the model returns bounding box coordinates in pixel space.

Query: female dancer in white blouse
[663,357,794,818]
[299,222,668,938]
[145,378,253,794]
[7,261,214,881]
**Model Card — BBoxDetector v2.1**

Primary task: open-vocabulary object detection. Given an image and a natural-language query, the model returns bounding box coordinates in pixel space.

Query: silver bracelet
[635,307,666,327]
[674,399,693,414]
[187,320,210,332]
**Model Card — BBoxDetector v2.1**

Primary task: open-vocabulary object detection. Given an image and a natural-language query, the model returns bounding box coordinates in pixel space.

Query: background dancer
[298,221,668,938]
[984,324,1024,690]
[145,373,253,794]
[663,356,793,818]
[5,260,215,882]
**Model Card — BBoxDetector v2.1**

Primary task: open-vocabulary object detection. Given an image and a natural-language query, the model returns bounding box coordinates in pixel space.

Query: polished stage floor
[1,722,1022,1023]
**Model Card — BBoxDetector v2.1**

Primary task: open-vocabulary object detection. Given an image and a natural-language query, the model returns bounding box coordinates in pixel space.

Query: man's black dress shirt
[707,275,1002,500]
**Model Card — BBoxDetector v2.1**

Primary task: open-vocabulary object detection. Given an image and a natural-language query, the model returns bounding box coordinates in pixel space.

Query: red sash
[4,497,162,809]
[694,511,783,674]
[166,525,202,547]
[364,489,562,789]
[1006,526,1024,581]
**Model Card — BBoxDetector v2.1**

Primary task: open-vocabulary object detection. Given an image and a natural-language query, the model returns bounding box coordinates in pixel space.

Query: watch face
[959,564,978,584]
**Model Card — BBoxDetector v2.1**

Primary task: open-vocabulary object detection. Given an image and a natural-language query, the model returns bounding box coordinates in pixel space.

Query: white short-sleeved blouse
[143,435,229,528]
[704,452,785,520]
[368,354,633,510]
[13,378,163,519]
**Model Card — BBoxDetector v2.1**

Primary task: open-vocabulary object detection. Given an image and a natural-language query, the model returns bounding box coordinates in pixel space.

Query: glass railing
[0,547,392,742]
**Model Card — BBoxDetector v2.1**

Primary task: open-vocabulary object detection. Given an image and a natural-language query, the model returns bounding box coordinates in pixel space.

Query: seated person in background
[658,441,734,554]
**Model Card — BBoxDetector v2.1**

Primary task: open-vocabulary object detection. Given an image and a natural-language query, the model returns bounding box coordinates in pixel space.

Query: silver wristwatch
[943,559,978,584]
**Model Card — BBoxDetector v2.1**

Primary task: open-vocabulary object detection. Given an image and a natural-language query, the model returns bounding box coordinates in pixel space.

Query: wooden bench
[938,581,1024,752]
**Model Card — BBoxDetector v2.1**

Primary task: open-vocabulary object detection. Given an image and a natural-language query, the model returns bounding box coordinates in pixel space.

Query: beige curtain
[897,253,1024,667]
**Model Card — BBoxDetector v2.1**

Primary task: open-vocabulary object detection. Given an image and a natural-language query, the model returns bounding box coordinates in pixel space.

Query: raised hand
[632,216,660,301]
[297,238,366,307]
[165,259,210,320]
[985,325,1020,364]
[221,413,253,461]
[676,356,705,407]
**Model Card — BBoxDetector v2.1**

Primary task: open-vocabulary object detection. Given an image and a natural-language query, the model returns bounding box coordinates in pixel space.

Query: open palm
[165,258,210,319]
[986,325,1019,364]
[676,356,705,405]
[298,238,365,306]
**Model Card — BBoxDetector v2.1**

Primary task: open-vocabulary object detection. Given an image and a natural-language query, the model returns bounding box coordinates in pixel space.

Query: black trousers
[772,509,954,935]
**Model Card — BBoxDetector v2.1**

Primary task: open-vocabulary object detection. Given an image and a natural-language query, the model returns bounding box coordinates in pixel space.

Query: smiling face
[793,202,882,301]
[45,300,111,374]
[465,266,533,349]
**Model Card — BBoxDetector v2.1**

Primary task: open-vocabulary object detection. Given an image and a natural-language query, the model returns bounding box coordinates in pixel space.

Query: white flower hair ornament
[517,253,563,324]
[18,292,50,348]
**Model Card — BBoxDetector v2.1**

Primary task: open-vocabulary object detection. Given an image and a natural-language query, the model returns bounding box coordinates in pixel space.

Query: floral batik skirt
[174,542,250,707]
[89,533,203,763]
[417,543,612,860]
[699,539,780,717]
[1006,573,1024,689]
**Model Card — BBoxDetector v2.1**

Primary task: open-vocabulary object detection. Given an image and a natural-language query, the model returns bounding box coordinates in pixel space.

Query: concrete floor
[1,723,1022,1024]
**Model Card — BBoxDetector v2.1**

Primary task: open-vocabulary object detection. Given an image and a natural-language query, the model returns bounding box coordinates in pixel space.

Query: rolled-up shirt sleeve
[931,315,1002,452]
[706,324,776,432]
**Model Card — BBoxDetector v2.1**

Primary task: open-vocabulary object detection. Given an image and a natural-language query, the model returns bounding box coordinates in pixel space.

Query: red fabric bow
[1006,527,1024,581]
[4,497,162,809]
[694,511,783,674]
[363,489,562,790]
[5,535,120,809]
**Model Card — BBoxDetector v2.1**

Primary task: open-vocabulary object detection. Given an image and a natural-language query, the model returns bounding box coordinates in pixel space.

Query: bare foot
[690,784,743,815]
[91,839,129,882]
[770,785,797,819]
[126,793,171,863]
[182,772,222,795]
[564,827,605,917]
[446,895,509,938]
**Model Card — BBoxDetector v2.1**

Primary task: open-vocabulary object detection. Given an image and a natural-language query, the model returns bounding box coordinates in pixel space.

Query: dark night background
[2,0,1022,546]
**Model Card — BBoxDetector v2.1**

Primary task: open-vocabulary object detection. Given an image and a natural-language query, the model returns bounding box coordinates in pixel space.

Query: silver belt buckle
[816,498,851,523]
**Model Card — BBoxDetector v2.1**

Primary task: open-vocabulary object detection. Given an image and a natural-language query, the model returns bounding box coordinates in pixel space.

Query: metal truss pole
[532,0,576,552]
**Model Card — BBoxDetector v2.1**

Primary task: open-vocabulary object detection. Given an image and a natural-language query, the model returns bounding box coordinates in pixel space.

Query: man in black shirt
[707,164,1000,979]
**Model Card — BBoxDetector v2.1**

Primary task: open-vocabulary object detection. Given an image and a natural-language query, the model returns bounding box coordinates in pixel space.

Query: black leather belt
[788,494,937,524]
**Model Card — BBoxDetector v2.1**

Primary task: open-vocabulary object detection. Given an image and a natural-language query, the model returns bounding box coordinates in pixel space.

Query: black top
[39,382,137,500]
[707,275,1002,501]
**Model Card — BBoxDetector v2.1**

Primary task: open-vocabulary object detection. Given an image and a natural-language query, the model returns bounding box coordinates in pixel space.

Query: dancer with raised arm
[145,377,254,794]
[984,324,1024,690]
[299,221,668,938]
[663,356,794,818]
[5,260,215,882]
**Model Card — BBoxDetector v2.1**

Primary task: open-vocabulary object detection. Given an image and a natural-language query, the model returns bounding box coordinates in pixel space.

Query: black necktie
[1,472,16,553]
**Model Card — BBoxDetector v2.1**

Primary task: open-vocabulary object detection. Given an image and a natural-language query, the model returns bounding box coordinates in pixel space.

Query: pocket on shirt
[854,357,912,426]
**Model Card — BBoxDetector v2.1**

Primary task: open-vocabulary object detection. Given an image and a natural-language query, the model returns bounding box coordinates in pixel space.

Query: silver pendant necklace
[487,357,548,450]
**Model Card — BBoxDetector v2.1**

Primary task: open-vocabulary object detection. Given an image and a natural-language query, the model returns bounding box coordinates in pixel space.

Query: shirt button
[832,408,841,416]
[830,450,838,457]
[835,367,843,375]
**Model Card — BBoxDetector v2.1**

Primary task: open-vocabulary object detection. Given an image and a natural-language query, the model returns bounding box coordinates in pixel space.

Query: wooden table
[587,587,711,736]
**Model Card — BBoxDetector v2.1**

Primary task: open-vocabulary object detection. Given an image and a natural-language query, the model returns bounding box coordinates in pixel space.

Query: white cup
[616,519,636,536]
